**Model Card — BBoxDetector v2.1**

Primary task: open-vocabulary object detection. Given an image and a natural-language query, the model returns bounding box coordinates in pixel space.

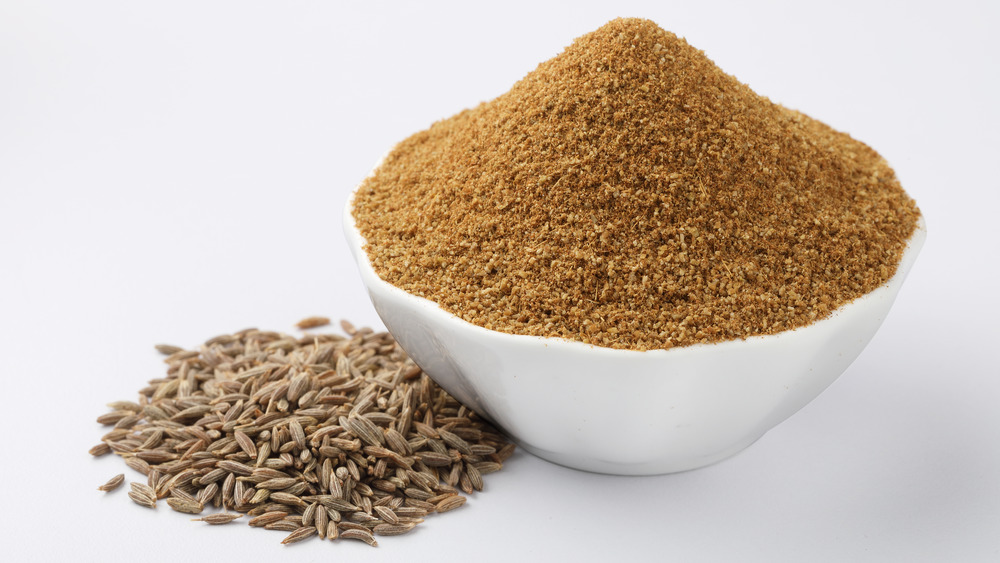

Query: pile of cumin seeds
[90,320,514,547]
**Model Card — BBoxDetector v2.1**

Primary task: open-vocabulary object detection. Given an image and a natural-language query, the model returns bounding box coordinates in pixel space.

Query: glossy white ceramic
[344,184,925,475]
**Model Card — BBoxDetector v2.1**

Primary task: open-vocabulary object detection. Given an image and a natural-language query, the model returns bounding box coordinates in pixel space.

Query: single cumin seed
[98,474,125,492]
[295,316,331,330]
[192,513,242,525]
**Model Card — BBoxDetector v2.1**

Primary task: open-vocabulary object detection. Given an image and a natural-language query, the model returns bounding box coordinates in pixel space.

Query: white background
[2,1,998,561]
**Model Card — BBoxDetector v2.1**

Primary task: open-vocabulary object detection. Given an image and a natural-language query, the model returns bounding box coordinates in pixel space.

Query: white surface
[1,1,997,561]
[348,184,928,474]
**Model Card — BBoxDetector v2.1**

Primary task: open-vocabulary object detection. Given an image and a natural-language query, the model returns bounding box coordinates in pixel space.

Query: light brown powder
[353,18,921,350]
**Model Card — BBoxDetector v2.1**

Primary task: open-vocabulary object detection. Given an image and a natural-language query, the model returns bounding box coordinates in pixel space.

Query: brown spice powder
[353,18,921,351]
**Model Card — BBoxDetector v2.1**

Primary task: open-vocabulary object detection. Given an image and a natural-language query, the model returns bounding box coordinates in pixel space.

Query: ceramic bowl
[344,183,925,475]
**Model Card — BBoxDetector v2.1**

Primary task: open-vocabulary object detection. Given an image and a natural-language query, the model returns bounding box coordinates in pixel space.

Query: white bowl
[344,184,925,475]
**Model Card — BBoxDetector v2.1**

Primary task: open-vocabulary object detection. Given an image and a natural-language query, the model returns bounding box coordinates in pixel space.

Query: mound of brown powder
[352,18,921,351]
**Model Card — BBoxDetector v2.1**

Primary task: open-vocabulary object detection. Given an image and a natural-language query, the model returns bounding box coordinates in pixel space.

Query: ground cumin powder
[352,18,921,351]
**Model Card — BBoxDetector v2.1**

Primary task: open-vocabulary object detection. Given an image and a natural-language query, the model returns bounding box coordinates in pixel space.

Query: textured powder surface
[352,18,921,351]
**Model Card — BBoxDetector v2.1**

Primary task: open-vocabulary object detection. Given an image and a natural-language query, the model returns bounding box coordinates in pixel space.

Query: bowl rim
[344,176,926,359]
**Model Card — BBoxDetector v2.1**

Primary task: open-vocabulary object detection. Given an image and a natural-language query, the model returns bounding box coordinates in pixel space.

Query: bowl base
[516,435,761,476]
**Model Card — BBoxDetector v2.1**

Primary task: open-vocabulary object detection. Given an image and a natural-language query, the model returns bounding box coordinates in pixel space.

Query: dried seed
[281,526,317,545]
[458,471,473,495]
[192,513,242,525]
[250,467,290,481]
[325,507,342,523]
[171,488,198,503]
[130,482,155,499]
[171,404,212,421]
[395,516,426,525]
[427,492,457,505]
[337,521,369,534]
[302,502,317,527]
[438,429,472,455]
[163,468,198,493]
[289,419,306,450]
[217,460,253,476]
[497,443,516,461]
[373,505,398,525]
[98,474,125,492]
[295,316,330,330]
[167,497,204,514]
[234,430,257,458]
[269,492,307,508]
[256,477,297,490]
[340,528,378,547]
[96,410,131,425]
[465,462,484,491]
[315,502,329,538]
[318,497,358,512]
[373,523,416,536]
[446,462,462,487]
[473,461,502,474]
[89,443,111,456]
[248,511,288,527]
[415,451,452,467]
[123,456,151,476]
[255,441,272,466]
[404,498,437,511]
[469,444,496,455]
[404,487,433,501]
[155,344,185,355]
[265,520,301,532]
[412,421,439,439]
[128,491,156,508]
[138,430,164,451]
[149,470,166,491]
[198,468,228,486]
[222,472,236,507]
[135,450,177,464]
[346,415,384,447]
[197,483,219,505]
[394,506,428,517]
[107,400,143,412]
[142,405,169,421]
[384,428,411,455]
[249,488,271,505]
[435,495,466,513]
